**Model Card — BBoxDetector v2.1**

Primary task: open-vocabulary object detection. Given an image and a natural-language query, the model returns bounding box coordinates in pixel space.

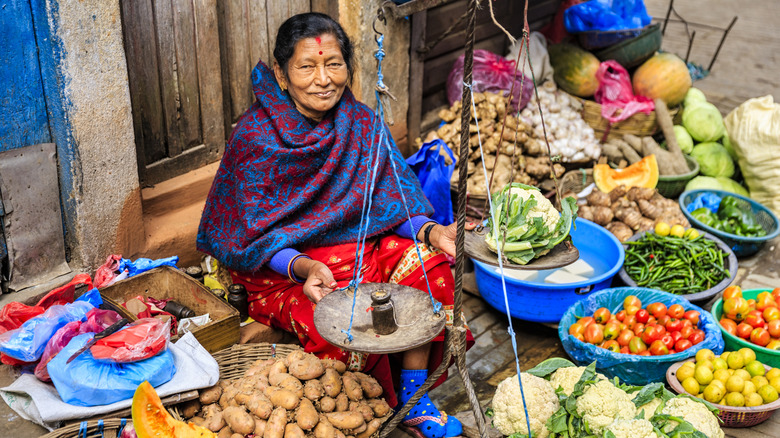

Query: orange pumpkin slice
[132,381,216,438]
[593,155,659,192]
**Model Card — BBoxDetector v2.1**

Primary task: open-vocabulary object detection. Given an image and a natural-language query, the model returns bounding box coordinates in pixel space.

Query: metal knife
[66,318,129,364]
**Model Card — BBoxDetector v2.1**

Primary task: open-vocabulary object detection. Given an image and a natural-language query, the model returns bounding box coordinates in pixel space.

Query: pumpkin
[632,53,691,106]
[132,381,216,438]
[594,155,659,192]
[548,43,600,98]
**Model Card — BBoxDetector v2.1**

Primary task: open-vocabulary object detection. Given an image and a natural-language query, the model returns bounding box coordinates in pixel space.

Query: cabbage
[673,125,694,154]
[684,87,707,107]
[690,142,734,178]
[685,176,749,197]
[682,102,725,142]
[721,134,737,160]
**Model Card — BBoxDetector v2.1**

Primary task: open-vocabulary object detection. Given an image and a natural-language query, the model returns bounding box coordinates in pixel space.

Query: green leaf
[631,382,664,407]
[546,407,570,433]
[484,407,494,418]
[526,357,576,378]
[603,431,617,438]
[674,394,720,416]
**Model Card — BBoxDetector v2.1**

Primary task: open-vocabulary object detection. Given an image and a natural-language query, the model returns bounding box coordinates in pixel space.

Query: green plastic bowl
[593,23,662,69]
[656,155,699,198]
[711,288,780,367]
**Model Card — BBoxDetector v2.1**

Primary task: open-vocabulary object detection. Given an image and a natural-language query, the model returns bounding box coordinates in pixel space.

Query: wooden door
[122,0,226,186]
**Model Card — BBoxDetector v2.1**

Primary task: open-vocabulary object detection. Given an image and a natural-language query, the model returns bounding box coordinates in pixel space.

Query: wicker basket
[667,359,780,427]
[573,94,680,142]
[40,419,130,438]
[212,342,303,380]
[559,168,594,196]
[656,155,700,198]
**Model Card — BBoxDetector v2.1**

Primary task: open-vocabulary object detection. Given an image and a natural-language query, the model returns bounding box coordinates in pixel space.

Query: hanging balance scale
[464,227,579,270]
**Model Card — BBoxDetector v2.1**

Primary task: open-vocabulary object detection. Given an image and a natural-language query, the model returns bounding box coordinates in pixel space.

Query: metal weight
[370,289,397,335]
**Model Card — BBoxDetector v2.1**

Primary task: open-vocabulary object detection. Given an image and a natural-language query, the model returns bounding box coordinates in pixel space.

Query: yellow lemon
[695,366,714,385]
[770,376,780,394]
[696,349,716,363]
[712,358,728,371]
[745,360,766,377]
[709,379,726,391]
[745,393,764,407]
[753,376,769,388]
[726,375,745,393]
[725,392,745,407]
[677,365,695,383]
[727,353,745,370]
[685,228,700,240]
[697,360,715,371]
[739,347,757,364]
[734,369,752,382]
[766,368,780,380]
[682,377,701,395]
[713,369,731,384]
[758,384,779,403]
[742,381,757,396]
[655,222,671,236]
[703,384,725,404]
[720,352,730,363]
[670,224,686,237]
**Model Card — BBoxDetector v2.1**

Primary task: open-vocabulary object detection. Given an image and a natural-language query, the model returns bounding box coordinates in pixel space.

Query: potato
[268,372,292,387]
[354,402,374,423]
[289,356,325,380]
[341,373,363,401]
[247,394,274,419]
[265,387,300,410]
[230,434,244,438]
[314,415,337,438]
[253,418,267,436]
[350,423,368,435]
[219,385,239,409]
[296,397,319,430]
[268,360,288,382]
[335,393,349,412]
[199,385,223,405]
[321,359,347,374]
[356,419,383,438]
[222,406,255,435]
[366,399,391,418]
[202,404,225,432]
[325,412,365,431]
[335,431,347,438]
[179,399,201,419]
[353,372,383,398]
[304,379,325,401]
[285,423,306,438]
[190,417,206,427]
[263,407,287,438]
[278,374,304,398]
[217,426,233,438]
[320,368,342,398]
[284,350,307,367]
[233,390,253,406]
[318,396,336,413]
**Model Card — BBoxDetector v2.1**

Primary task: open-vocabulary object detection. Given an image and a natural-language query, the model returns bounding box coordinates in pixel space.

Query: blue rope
[467,83,532,436]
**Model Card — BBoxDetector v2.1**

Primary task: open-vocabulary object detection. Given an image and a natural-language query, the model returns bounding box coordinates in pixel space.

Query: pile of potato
[577,186,690,242]
[180,351,392,438]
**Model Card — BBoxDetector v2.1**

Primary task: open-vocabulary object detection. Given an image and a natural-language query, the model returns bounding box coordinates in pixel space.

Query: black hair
[273,13,354,80]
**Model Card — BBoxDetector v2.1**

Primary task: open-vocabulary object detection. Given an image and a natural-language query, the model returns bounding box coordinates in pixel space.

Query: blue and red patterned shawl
[197,61,432,272]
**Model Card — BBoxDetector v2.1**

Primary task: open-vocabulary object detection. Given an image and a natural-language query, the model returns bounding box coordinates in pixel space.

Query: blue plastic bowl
[679,189,780,257]
[473,218,624,323]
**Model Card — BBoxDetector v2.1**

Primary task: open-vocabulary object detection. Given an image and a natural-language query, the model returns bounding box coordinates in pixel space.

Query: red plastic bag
[541,0,585,44]
[446,50,533,111]
[34,309,123,381]
[0,302,44,335]
[594,60,654,123]
[94,254,123,288]
[90,318,170,363]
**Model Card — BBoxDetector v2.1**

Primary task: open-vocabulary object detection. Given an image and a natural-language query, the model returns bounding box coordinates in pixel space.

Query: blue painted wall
[0,1,52,151]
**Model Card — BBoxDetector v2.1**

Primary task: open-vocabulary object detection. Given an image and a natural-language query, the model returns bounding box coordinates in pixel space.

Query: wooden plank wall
[218,1,311,127]
[417,0,561,128]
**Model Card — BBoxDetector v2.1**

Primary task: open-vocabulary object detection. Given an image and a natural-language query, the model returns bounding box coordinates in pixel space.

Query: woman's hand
[425,222,477,257]
[293,258,337,303]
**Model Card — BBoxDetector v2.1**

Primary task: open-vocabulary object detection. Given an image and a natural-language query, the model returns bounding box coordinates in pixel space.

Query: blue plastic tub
[473,218,624,323]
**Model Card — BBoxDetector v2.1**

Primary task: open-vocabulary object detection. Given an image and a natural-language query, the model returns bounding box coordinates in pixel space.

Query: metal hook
[373,6,387,42]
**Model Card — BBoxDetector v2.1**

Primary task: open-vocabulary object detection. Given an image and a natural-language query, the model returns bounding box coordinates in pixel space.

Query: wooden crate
[98,266,240,353]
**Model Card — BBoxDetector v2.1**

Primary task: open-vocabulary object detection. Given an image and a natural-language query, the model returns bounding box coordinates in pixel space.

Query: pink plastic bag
[447,49,533,111]
[90,318,170,363]
[594,60,654,123]
[34,308,122,381]
[94,254,123,288]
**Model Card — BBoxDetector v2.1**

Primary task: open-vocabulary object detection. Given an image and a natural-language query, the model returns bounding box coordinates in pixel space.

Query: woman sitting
[198,13,472,438]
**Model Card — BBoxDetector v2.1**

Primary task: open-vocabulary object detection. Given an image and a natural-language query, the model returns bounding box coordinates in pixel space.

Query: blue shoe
[398,369,463,438]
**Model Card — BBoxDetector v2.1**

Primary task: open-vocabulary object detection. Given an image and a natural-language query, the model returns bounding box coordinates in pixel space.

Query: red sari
[229,235,473,408]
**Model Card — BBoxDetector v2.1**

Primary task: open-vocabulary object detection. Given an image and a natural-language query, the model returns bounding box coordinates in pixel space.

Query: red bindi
[315,36,321,45]
[319,51,323,55]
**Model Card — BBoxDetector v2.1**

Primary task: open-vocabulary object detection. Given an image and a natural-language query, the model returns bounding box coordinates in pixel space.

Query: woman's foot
[398,369,463,438]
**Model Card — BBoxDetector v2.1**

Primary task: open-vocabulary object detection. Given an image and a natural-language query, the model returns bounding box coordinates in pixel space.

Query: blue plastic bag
[686,193,722,214]
[0,288,102,362]
[119,256,179,278]
[558,287,724,385]
[564,0,651,32]
[406,139,455,225]
[48,332,175,406]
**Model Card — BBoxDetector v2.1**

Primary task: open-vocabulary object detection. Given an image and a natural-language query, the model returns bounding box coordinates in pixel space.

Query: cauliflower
[548,366,607,396]
[575,380,636,435]
[631,393,663,421]
[661,397,724,438]
[508,187,560,232]
[492,373,559,438]
[605,418,658,438]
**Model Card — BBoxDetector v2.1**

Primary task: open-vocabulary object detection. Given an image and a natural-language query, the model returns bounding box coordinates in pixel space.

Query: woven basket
[667,359,780,427]
[40,419,130,438]
[656,155,700,198]
[573,94,680,142]
[212,343,303,380]
[559,168,594,196]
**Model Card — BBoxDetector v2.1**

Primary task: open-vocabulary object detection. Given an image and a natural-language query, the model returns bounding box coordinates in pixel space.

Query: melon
[632,53,692,106]
[548,43,601,98]
[593,155,659,193]
[132,381,216,438]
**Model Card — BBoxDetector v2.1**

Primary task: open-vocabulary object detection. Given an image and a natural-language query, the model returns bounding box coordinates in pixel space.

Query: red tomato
[649,340,669,355]
[624,295,642,310]
[657,315,671,328]
[661,333,675,350]
[748,299,757,311]
[689,330,705,345]
[635,309,650,324]
[666,318,683,332]
[584,323,604,344]
[633,323,646,336]
[641,325,663,345]
[670,330,682,343]
[772,288,780,303]
[647,316,657,325]
[569,322,585,337]
[668,304,685,319]
[722,285,743,300]
[629,337,647,354]
[638,351,651,356]
[616,310,626,322]
[683,310,700,325]
[675,339,693,351]
[763,306,780,322]
[756,293,776,311]
[681,318,693,329]
[625,305,641,316]
[574,333,585,342]
[620,346,630,354]
[724,297,750,321]
[647,302,668,319]
[603,322,621,341]
[617,329,634,347]
[719,318,737,336]
[768,319,780,338]
[594,307,611,324]
[736,322,753,339]
[578,316,595,327]
[745,312,766,328]
[602,340,620,353]
[681,325,695,339]
[624,314,637,329]
[750,328,771,347]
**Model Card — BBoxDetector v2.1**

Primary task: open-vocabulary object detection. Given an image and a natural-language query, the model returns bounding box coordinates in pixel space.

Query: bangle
[423,223,436,248]
[287,254,311,284]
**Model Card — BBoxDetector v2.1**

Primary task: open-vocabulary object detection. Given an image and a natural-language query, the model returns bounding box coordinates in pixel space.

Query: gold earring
[280,83,287,91]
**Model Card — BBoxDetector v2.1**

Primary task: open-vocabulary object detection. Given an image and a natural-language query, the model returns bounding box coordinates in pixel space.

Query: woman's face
[274,33,349,122]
